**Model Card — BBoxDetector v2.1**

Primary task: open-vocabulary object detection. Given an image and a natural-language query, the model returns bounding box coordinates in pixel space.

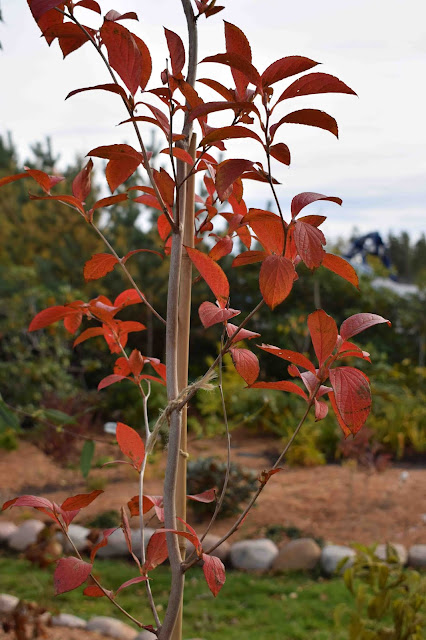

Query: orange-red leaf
[226,323,260,344]
[132,34,152,90]
[307,310,338,366]
[88,144,142,193]
[201,53,260,89]
[232,250,266,267]
[230,348,259,385]
[164,28,185,76]
[187,488,216,503]
[259,255,295,310]
[90,527,118,562]
[29,306,75,332]
[144,532,169,572]
[328,390,351,438]
[72,159,93,202]
[83,585,111,598]
[261,56,319,88]
[116,422,145,472]
[322,253,359,289]
[185,246,229,306]
[66,83,129,102]
[43,22,94,58]
[314,398,328,421]
[294,221,326,269]
[250,380,308,401]
[74,327,105,348]
[291,192,342,219]
[160,147,194,166]
[209,236,233,262]
[329,367,371,434]
[277,72,357,104]
[224,21,252,99]
[116,576,148,594]
[340,313,391,341]
[198,302,240,328]
[202,553,226,597]
[257,344,316,374]
[29,0,64,22]
[100,21,142,95]
[200,125,263,147]
[61,490,103,511]
[54,557,92,595]
[84,253,119,281]
[243,210,285,255]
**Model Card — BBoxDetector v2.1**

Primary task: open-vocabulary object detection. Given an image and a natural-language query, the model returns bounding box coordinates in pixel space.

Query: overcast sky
[1,0,425,240]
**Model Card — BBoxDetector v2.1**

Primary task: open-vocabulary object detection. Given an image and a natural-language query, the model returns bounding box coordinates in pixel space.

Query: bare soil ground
[1,434,425,547]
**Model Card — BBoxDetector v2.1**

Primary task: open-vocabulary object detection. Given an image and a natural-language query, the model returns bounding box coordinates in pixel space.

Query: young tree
[1,1,390,638]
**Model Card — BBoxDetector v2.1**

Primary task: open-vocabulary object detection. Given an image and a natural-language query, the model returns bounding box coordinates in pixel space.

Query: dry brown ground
[1,435,425,547]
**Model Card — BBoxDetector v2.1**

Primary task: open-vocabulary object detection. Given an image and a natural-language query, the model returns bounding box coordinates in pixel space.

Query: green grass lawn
[0,552,352,639]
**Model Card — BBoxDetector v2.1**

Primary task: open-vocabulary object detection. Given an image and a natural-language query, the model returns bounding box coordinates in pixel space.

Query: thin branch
[264,108,287,246]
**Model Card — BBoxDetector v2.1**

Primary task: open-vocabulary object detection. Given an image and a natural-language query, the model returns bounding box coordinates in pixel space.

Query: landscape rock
[229,538,278,571]
[135,632,157,639]
[97,527,155,558]
[87,616,138,639]
[320,545,356,575]
[51,613,87,628]
[0,594,19,614]
[0,521,18,544]
[8,520,45,551]
[408,544,426,569]
[374,543,407,565]
[272,537,321,571]
[58,524,91,552]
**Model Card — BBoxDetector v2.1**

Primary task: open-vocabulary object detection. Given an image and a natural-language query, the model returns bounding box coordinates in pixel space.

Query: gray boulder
[8,520,45,551]
[408,544,426,569]
[0,594,19,614]
[320,545,355,575]
[58,524,91,552]
[374,543,407,565]
[97,527,155,558]
[186,533,230,564]
[0,521,18,544]
[229,538,278,571]
[273,538,321,572]
[87,616,138,639]
[52,613,87,628]
[135,632,157,640]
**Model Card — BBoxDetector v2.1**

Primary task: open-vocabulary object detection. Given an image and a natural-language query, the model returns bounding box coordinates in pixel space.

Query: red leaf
[226,323,260,344]
[35,3,64,44]
[116,422,145,472]
[328,391,351,438]
[198,302,240,329]
[84,253,119,281]
[2,495,54,512]
[25,167,63,193]
[329,367,371,433]
[185,246,229,306]
[43,23,94,58]
[28,193,85,215]
[322,253,359,289]
[269,143,291,166]
[100,21,142,95]
[232,250,266,267]
[72,159,93,202]
[61,490,103,511]
[74,327,105,348]
[291,192,342,219]
[66,83,129,102]
[98,374,127,390]
[105,10,138,21]
[29,306,75,332]
[307,310,338,366]
[230,348,259,385]
[257,345,316,374]
[88,144,142,193]
[201,53,260,89]
[132,34,152,90]
[114,289,143,308]
[271,109,338,139]
[144,532,169,572]
[294,222,325,269]
[202,554,226,597]
[261,56,319,88]
[259,255,296,310]
[277,72,357,104]
[90,528,118,562]
[189,100,260,122]
[29,0,64,22]
[75,0,101,13]
[64,311,83,334]
[340,313,391,341]
[160,147,194,166]
[215,159,254,202]
[200,125,263,147]
[164,28,185,76]
[224,21,252,99]
[314,398,328,421]
[187,488,216,503]
[116,576,148,595]
[197,78,235,102]
[0,172,27,188]
[209,236,233,262]
[250,380,308,401]
[54,557,92,595]
[258,468,283,484]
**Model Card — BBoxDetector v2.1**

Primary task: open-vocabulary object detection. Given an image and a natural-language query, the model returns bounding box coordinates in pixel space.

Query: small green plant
[187,457,257,519]
[87,510,121,529]
[335,544,426,640]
